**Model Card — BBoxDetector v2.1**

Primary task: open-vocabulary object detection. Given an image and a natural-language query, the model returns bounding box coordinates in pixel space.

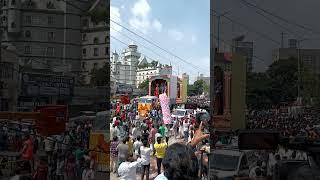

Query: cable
[111,35,200,77]
[110,26,180,70]
[110,19,208,73]
[239,0,304,39]
[239,0,320,35]
[211,9,281,45]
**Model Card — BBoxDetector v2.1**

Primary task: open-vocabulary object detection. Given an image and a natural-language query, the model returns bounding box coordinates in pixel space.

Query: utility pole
[297,40,301,105]
[281,32,285,48]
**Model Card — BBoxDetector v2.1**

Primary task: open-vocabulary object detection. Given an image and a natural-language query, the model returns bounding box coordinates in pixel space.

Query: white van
[171,109,187,119]
[209,149,256,179]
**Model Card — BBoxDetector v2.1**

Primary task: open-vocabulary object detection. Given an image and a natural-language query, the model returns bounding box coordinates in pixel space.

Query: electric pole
[281,32,285,48]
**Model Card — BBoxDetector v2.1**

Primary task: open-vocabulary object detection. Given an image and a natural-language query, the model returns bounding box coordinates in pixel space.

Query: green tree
[187,84,196,96]
[246,72,272,109]
[266,58,298,105]
[192,80,207,95]
[90,64,110,86]
[139,79,149,92]
[150,61,158,68]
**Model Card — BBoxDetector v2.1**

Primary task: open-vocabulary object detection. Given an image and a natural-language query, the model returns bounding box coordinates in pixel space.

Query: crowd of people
[0,120,98,180]
[110,101,209,180]
[246,108,320,138]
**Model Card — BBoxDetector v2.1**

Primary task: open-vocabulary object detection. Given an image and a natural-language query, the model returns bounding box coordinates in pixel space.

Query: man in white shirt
[140,140,152,180]
[133,136,143,158]
[82,161,95,180]
[132,125,138,140]
[118,155,143,180]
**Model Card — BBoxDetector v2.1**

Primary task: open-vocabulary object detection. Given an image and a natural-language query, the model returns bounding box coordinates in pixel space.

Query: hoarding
[22,73,74,97]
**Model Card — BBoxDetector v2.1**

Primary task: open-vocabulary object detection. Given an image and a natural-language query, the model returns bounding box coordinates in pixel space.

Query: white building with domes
[111,44,172,88]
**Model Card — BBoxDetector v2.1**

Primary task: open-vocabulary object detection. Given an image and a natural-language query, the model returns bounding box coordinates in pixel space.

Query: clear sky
[110,0,210,83]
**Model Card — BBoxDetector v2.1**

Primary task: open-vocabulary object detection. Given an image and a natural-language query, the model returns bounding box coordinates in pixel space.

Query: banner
[159,93,171,124]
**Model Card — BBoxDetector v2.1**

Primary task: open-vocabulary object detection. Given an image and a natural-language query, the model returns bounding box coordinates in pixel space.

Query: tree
[150,60,158,68]
[193,80,207,95]
[266,58,298,105]
[187,84,196,96]
[90,64,110,86]
[139,79,149,92]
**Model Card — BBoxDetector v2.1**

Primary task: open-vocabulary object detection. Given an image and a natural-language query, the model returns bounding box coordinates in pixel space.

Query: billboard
[22,73,74,97]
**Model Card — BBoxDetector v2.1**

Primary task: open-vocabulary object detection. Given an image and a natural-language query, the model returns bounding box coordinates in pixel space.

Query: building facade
[233,40,253,73]
[272,48,320,74]
[111,44,141,86]
[111,44,172,88]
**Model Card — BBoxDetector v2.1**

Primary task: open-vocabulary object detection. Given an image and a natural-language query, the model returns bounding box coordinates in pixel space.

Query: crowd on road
[0,120,99,180]
[110,100,209,180]
[246,108,320,138]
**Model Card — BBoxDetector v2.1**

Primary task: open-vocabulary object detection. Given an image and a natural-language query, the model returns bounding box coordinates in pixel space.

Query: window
[82,34,87,41]
[48,16,54,25]
[82,62,86,69]
[46,1,55,9]
[82,19,88,27]
[24,46,31,54]
[93,63,98,69]
[93,37,99,44]
[105,47,109,55]
[11,0,15,5]
[82,48,86,56]
[25,30,31,38]
[94,48,98,56]
[48,32,54,40]
[11,22,16,28]
[46,47,55,56]
[25,16,31,24]
[105,36,109,43]
[2,16,7,23]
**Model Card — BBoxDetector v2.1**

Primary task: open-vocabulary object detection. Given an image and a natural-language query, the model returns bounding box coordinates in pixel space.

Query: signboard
[116,84,133,94]
[22,73,74,97]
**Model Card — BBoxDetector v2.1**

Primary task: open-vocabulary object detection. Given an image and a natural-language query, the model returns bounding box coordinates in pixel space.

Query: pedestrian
[149,125,157,151]
[142,129,149,143]
[76,157,85,180]
[140,140,151,180]
[154,136,167,175]
[118,153,143,180]
[117,138,129,168]
[56,154,65,180]
[64,153,76,180]
[133,136,143,158]
[21,133,33,173]
[131,124,138,141]
[110,136,120,173]
[164,125,169,144]
[183,119,190,142]
[81,160,95,180]
[159,124,165,138]
[33,155,49,180]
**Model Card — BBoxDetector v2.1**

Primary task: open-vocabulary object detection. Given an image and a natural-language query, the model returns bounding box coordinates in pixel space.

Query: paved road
[110,137,184,180]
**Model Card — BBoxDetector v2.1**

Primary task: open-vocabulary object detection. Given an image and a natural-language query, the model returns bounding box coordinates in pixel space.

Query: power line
[239,0,320,35]
[110,26,178,69]
[110,19,207,72]
[62,0,208,75]
[239,0,304,39]
[211,9,281,45]
[111,35,200,77]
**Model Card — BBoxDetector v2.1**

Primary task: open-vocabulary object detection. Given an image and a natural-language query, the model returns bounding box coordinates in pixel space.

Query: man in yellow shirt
[153,136,167,175]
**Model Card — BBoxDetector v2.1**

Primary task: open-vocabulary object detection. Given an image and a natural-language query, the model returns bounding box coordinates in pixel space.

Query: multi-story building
[111,43,141,86]
[0,0,107,80]
[0,0,108,108]
[136,56,172,87]
[232,39,253,73]
[272,48,320,74]
[182,73,189,85]
[111,44,172,88]
[197,73,210,86]
[81,0,108,84]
